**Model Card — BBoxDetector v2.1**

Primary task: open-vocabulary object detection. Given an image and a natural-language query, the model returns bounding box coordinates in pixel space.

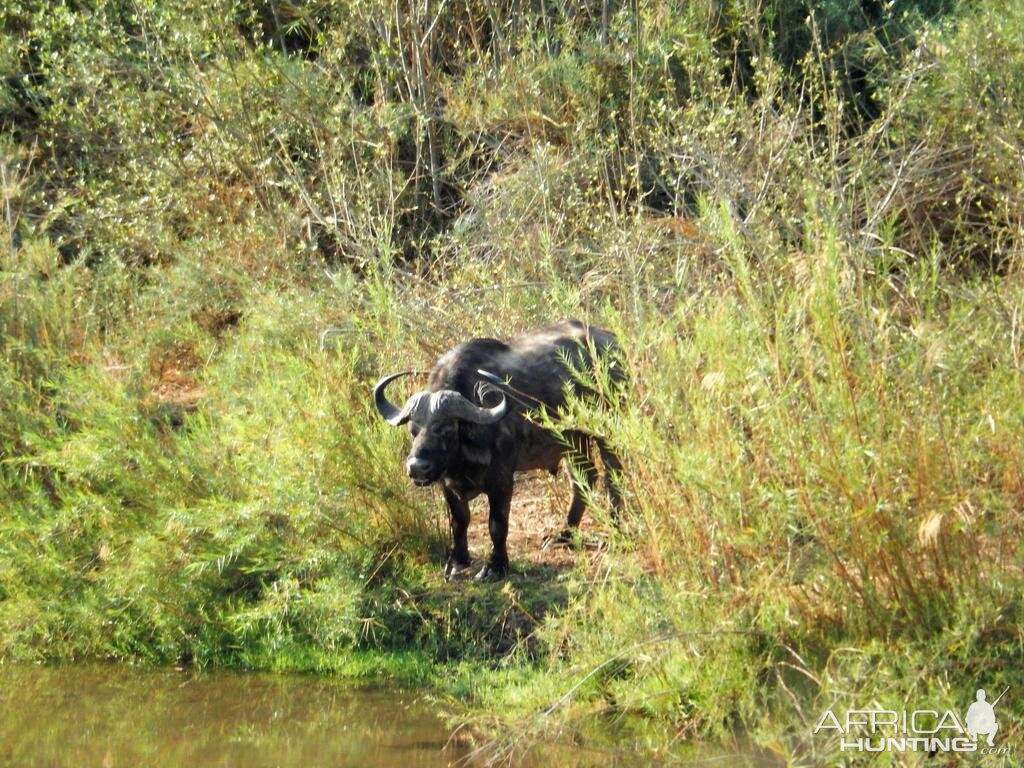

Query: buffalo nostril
[406,457,431,479]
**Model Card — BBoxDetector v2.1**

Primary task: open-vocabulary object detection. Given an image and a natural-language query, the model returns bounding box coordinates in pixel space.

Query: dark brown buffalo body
[373,319,624,581]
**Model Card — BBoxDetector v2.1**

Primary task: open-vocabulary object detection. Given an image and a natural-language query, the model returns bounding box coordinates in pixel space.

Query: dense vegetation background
[2,0,1022,763]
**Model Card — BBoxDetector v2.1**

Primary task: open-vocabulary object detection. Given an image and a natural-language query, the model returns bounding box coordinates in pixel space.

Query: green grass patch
[2,0,1023,763]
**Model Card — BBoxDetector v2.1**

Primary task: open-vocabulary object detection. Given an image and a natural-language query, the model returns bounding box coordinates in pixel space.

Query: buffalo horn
[430,389,507,424]
[373,370,419,426]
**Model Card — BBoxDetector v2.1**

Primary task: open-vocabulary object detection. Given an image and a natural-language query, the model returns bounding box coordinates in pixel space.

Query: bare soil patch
[465,469,595,572]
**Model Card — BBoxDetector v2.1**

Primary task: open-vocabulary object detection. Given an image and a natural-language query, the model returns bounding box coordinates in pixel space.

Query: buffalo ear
[458,422,492,465]
[460,441,492,465]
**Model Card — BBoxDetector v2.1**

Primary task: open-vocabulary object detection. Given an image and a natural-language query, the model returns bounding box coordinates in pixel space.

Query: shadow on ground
[364,472,596,661]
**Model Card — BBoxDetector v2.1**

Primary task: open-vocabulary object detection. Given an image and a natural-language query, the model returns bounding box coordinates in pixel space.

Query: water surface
[0,664,467,768]
[0,664,780,767]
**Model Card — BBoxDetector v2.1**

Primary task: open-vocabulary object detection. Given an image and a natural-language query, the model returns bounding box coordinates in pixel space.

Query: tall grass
[2,0,1023,762]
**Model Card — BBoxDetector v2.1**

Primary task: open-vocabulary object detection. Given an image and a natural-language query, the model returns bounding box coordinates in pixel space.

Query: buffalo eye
[409,424,421,438]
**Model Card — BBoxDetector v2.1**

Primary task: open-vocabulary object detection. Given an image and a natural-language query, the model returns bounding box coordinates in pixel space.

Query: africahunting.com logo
[813,687,1010,755]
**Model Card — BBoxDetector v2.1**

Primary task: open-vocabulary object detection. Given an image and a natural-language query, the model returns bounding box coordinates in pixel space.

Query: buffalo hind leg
[544,436,597,549]
[597,438,624,520]
[443,487,472,581]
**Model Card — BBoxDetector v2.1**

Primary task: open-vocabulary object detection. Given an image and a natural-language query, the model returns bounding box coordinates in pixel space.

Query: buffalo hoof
[473,564,508,583]
[444,559,473,582]
[542,529,577,550]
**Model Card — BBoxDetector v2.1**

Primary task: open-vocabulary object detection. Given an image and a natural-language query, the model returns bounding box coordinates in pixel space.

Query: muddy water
[0,664,781,767]
[0,664,472,768]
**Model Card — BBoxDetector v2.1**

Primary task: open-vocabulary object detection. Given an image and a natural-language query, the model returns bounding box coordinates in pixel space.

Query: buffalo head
[373,371,507,485]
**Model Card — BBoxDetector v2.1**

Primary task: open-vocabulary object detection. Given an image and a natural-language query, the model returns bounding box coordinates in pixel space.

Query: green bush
[1,0,1022,763]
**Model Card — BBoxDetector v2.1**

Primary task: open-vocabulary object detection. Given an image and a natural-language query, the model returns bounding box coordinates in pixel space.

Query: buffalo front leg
[442,487,472,581]
[475,483,513,582]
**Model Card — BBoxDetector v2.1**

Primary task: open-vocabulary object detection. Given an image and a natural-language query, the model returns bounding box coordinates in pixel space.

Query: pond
[0,664,780,767]
[0,664,473,768]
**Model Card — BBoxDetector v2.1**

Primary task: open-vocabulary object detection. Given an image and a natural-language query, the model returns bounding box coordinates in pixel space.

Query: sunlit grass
[2,0,1023,763]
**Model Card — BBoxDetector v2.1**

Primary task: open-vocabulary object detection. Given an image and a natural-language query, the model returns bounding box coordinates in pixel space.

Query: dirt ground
[464,469,596,571]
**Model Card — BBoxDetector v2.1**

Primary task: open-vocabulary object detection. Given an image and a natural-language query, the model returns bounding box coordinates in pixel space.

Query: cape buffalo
[373,319,625,581]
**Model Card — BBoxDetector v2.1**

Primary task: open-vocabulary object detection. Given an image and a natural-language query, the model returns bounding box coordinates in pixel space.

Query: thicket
[1,0,1022,763]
